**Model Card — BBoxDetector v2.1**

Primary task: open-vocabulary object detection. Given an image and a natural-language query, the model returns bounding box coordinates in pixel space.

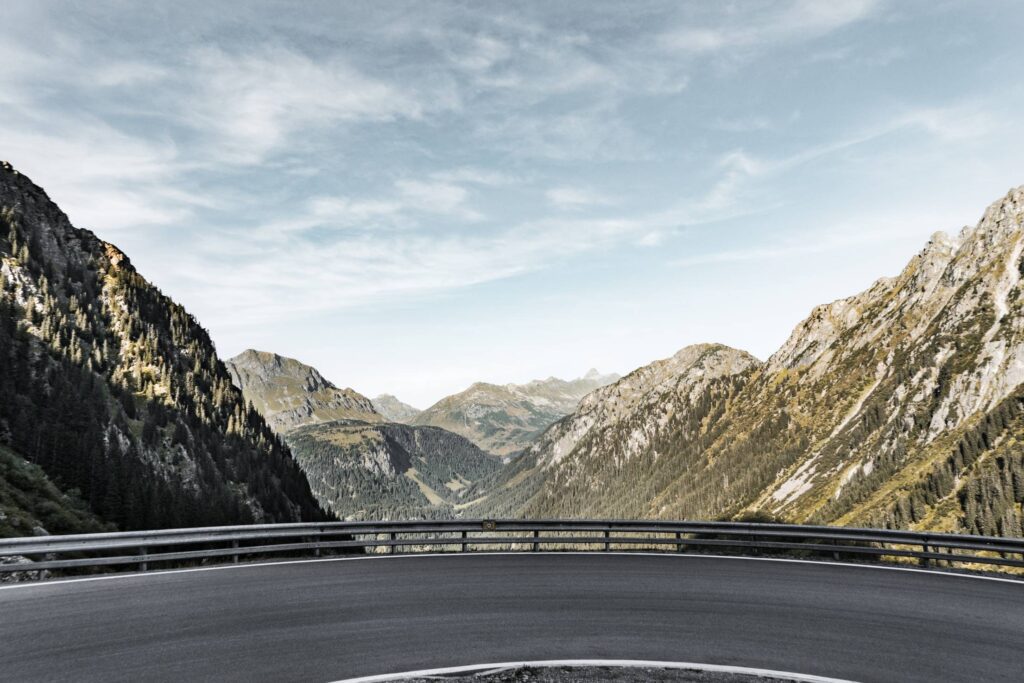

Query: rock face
[0,162,327,533]
[226,350,382,434]
[470,345,760,517]
[371,394,421,423]
[412,371,621,457]
[287,421,501,520]
[474,186,1024,537]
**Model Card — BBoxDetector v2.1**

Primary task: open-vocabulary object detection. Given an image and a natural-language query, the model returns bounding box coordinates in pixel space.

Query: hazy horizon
[3,0,1023,405]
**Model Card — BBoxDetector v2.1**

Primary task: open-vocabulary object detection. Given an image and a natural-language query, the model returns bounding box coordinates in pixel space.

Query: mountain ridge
[472,185,1024,538]
[0,161,327,533]
[226,349,382,434]
[412,371,621,457]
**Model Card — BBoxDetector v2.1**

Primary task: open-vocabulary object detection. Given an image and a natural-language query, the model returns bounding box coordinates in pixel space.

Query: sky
[2,1,1024,407]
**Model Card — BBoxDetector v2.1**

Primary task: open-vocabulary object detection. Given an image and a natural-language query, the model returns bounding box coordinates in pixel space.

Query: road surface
[0,553,1022,682]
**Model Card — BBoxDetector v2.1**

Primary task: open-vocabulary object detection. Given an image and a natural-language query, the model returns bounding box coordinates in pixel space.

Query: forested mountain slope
[0,162,327,534]
[0,444,109,537]
[412,370,620,457]
[288,421,500,520]
[226,349,382,432]
[226,349,502,519]
[475,186,1024,537]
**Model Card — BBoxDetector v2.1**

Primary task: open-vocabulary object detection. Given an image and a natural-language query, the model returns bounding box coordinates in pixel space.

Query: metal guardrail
[2,519,1024,576]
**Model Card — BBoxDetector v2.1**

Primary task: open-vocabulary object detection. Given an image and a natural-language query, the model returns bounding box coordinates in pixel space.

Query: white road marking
[331,659,858,683]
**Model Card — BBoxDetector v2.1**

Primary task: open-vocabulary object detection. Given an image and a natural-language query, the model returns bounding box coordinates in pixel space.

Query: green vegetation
[288,421,501,520]
[0,444,109,537]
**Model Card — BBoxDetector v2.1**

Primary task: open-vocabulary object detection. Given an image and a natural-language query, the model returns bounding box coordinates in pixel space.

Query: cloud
[91,62,169,88]
[184,46,431,163]
[545,186,615,210]
[673,205,972,268]
[0,112,189,231]
[689,100,1006,219]
[711,116,775,133]
[475,104,652,161]
[447,34,512,72]
[661,0,881,54]
[173,201,701,328]
[897,105,996,141]
[430,167,521,187]
[395,179,482,220]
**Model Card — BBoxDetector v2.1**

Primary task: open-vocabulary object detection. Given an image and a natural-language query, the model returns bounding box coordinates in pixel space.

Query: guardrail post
[533,529,540,552]
[389,532,397,554]
[676,531,684,553]
[305,534,320,558]
[604,529,610,551]
[232,539,239,564]
[315,526,323,557]
[139,546,147,572]
[921,541,930,568]
[461,530,468,553]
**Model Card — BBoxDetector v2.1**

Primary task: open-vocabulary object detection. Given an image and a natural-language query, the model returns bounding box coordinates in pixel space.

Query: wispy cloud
[0,112,189,231]
[673,205,975,268]
[430,167,522,187]
[661,0,882,54]
[545,186,615,210]
[394,179,481,220]
[184,46,432,163]
[1,1,1021,404]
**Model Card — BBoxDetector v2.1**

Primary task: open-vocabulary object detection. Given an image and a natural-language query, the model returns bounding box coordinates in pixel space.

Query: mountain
[0,161,327,534]
[465,345,760,517]
[472,185,1024,537]
[412,370,621,457]
[226,349,382,432]
[288,421,500,520]
[371,394,420,423]
[225,349,503,519]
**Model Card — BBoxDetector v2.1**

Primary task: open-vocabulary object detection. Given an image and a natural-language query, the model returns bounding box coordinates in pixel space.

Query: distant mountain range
[0,162,326,535]
[225,350,501,519]
[469,186,1024,537]
[411,370,620,457]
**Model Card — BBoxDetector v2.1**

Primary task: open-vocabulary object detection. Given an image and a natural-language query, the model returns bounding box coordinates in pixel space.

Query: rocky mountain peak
[371,394,421,423]
[229,349,334,393]
[763,189,1024,377]
[576,343,759,419]
[226,350,381,434]
[102,242,132,270]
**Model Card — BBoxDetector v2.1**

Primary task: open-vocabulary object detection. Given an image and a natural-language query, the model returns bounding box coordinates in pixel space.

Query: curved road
[1,553,1022,682]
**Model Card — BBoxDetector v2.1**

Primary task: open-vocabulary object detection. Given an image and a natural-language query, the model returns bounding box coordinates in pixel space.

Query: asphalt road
[0,553,1022,682]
